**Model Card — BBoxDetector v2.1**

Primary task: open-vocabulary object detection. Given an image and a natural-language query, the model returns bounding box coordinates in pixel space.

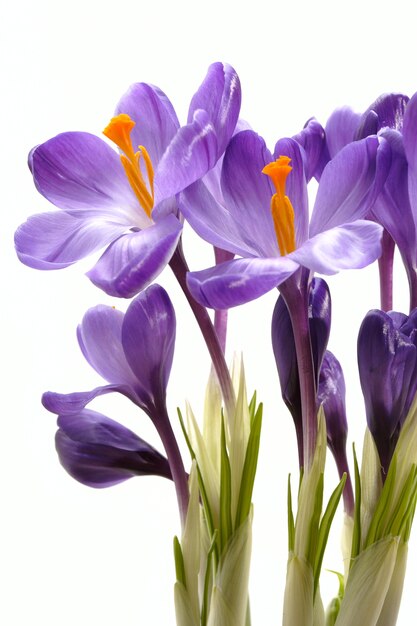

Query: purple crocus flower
[43,284,189,520]
[15,63,241,298]
[56,410,172,488]
[358,308,417,475]
[181,128,390,309]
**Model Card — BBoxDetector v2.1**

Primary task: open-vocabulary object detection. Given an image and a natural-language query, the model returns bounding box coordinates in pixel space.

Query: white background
[1,0,417,623]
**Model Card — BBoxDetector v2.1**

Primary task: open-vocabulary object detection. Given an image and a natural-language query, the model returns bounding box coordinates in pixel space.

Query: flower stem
[280,271,317,470]
[378,230,395,312]
[169,243,235,417]
[333,444,355,516]
[152,403,189,528]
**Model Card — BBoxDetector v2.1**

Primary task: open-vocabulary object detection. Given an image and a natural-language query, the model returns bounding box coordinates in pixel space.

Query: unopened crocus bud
[56,409,172,487]
[358,308,417,474]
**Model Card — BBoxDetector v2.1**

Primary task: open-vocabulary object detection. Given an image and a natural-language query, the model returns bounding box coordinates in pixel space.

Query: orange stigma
[262,156,296,256]
[103,114,154,218]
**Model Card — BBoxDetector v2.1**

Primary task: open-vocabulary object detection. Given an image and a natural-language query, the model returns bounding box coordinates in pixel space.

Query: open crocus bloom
[15,63,241,298]
[181,129,390,309]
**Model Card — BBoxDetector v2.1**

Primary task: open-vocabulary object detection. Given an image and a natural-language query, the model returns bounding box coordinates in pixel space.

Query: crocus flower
[56,410,172,488]
[15,63,241,298]
[43,284,189,519]
[180,128,390,309]
[358,308,417,474]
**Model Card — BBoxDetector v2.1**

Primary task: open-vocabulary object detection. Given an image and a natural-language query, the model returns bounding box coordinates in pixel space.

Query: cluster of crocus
[16,62,417,625]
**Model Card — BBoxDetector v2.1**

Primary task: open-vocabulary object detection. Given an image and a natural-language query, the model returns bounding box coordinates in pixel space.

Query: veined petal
[273,137,309,247]
[154,109,218,203]
[188,62,241,156]
[29,132,138,216]
[221,131,278,257]
[324,106,361,158]
[179,180,262,258]
[121,285,176,406]
[115,82,180,165]
[356,93,409,138]
[403,92,417,176]
[14,211,127,269]
[292,118,326,182]
[186,257,299,309]
[310,136,391,236]
[56,410,171,487]
[42,384,137,415]
[86,214,182,298]
[289,221,383,274]
[77,305,139,388]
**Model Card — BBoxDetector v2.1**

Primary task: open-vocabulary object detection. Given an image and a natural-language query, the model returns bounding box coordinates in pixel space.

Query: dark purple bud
[272,278,331,464]
[358,308,417,473]
[318,351,347,457]
[56,410,172,488]
[356,94,409,139]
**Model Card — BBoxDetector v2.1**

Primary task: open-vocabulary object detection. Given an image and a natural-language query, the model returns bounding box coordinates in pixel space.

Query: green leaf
[287,475,295,552]
[314,474,347,594]
[235,403,263,528]
[350,444,361,563]
[173,536,186,587]
[201,530,219,626]
[365,455,397,547]
[220,416,233,551]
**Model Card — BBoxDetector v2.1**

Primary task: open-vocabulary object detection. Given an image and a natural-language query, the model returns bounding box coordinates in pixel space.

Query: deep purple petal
[292,118,326,182]
[273,137,309,247]
[324,106,361,158]
[121,285,176,407]
[318,351,347,453]
[56,410,171,488]
[188,62,241,156]
[15,211,127,269]
[358,310,417,471]
[29,132,138,216]
[289,221,383,274]
[154,110,218,203]
[356,93,409,138]
[186,256,299,309]
[221,131,278,257]
[115,82,180,165]
[86,214,182,298]
[403,92,417,176]
[310,136,391,236]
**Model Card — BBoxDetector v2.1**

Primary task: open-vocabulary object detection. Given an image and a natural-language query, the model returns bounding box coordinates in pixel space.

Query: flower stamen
[263,156,296,256]
[103,114,154,217]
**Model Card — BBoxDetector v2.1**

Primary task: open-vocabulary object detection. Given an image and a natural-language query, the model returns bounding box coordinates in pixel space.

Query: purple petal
[273,137,309,247]
[15,211,127,269]
[318,351,347,452]
[121,285,176,407]
[86,214,182,298]
[179,179,264,258]
[357,93,409,138]
[29,132,138,216]
[292,118,326,182]
[154,110,218,203]
[77,305,140,389]
[289,220,383,274]
[324,106,361,158]
[42,384,136,415]
[309,136,391,236]
[403,92,417,176]
[221,131,278,257]
[186,256,299,309]
[115,82,180,165]
[188,62,241,156]
[56,410,171,488]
